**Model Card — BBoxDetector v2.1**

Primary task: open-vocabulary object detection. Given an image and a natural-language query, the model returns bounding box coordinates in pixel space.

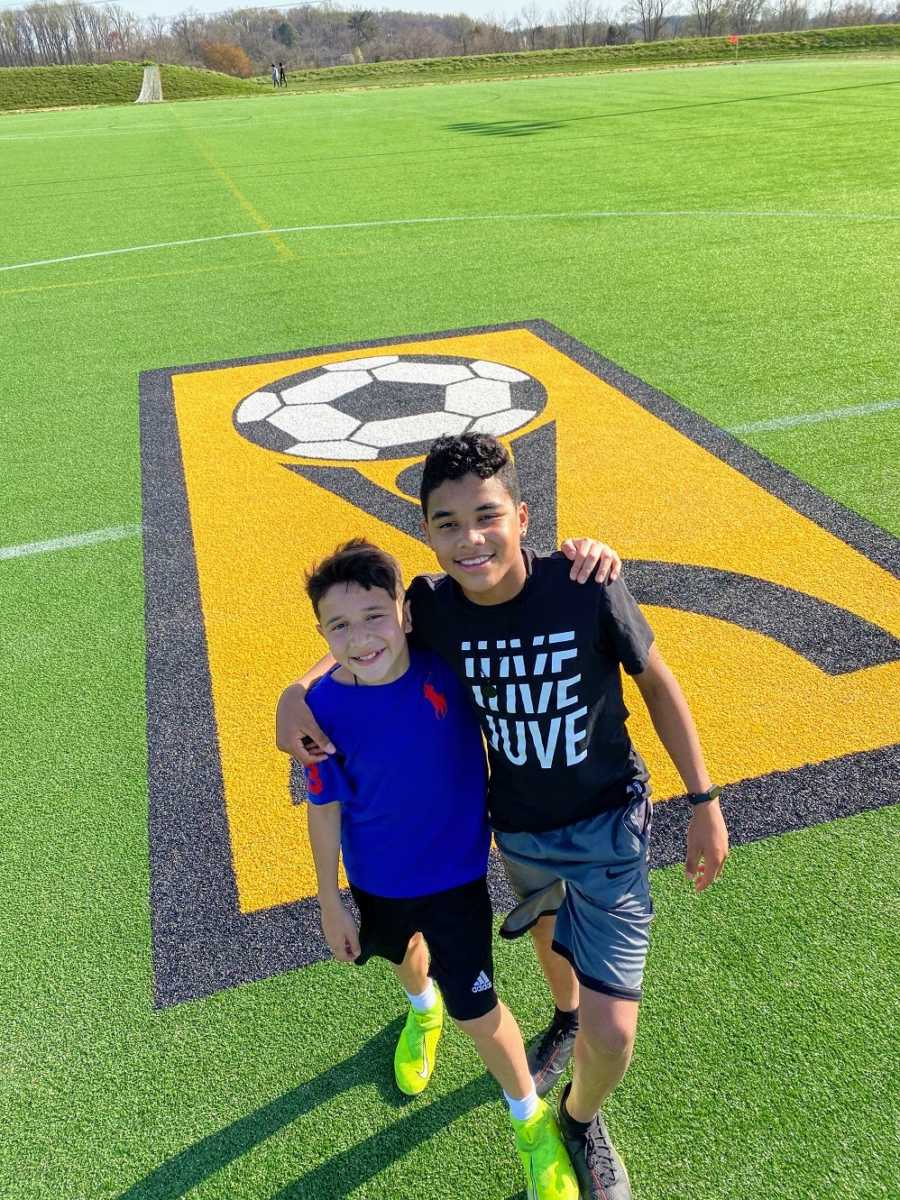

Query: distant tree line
[0,1,896,71]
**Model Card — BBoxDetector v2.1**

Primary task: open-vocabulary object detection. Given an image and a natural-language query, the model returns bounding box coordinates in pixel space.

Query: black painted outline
[287,421,560,557]
[626,561,900,674]
[140,321,900,1007]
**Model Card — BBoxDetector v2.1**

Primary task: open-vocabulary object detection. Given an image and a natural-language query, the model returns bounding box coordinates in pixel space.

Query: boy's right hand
[275,683,336,765]
[319,896,361,962]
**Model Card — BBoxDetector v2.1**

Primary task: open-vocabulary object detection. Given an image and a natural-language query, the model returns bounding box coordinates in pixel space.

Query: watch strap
[686,785,722,807]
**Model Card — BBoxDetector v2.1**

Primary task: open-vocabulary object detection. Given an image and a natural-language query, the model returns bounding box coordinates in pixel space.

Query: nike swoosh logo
[417,1042,429,1079]
[607,865,633,880]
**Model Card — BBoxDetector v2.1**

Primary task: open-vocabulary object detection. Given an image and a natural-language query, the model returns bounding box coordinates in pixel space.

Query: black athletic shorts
[348,875,498,1021]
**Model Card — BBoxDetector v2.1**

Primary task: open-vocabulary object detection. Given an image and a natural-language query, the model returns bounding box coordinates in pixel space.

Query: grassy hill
[0,62,258,112]
[1,25,896,112]
[266,24,900,93]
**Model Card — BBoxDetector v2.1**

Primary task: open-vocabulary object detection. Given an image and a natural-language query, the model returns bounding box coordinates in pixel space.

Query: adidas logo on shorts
[471,971,492,994]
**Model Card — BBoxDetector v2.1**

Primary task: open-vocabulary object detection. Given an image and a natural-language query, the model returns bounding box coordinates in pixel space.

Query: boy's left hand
[685,801,730,892]
[560,538,622,585]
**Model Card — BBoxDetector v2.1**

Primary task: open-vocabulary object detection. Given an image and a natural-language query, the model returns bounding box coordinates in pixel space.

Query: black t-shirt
[407,551,654,834]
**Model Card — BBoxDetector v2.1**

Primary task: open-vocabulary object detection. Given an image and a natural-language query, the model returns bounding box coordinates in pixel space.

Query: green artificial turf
[2,582,897,1200]
[2,59,897,540]
[1,57,898,1199]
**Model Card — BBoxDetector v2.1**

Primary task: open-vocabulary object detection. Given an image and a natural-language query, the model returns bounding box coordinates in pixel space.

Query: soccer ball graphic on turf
[232,354,548,461]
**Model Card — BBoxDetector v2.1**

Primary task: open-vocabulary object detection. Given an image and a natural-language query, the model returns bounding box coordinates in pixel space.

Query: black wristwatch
[686,785,722,807]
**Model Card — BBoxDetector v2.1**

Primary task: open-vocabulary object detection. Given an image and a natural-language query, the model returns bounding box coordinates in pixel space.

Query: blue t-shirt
[304,649,490,898]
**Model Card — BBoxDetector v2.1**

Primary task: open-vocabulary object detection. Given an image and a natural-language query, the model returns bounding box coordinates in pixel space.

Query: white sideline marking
[0,117,253,142]
[2,209,898,274]
[0,523,141,561]
[731,399,900,435]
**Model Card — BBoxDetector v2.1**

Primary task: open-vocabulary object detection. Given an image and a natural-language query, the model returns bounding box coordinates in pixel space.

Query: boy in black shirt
[278,435,729,1200]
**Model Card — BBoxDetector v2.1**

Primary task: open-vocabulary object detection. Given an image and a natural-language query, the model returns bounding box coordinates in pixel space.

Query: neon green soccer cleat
[393,992,444,1095]
[511,1099,580,1200]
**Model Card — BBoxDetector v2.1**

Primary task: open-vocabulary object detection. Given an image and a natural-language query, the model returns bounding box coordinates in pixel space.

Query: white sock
[405,979,436,1013]
[505,1086,539,1122]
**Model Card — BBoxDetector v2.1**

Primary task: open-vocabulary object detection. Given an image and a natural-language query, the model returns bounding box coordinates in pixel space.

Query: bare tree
[1,0,892,74]
[0,7,36,64]
[170,7,205,61]
[627,0,670,41]
[541,9,563,46]
[347,9,377,48]
[474,11,513,51]
[691,0,726,35]
[563,0,595,46]
[723,0,765,34]
[446,13,478,53]
[833,1,878,20]
[519,1,544,49]
[770,0,809,28]
[143,13,170,58]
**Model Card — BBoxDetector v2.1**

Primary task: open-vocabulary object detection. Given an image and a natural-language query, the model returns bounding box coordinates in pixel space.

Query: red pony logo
[306,764,324,795]
[423,681,448,719]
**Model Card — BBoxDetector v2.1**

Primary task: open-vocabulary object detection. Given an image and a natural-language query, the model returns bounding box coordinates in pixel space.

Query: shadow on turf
[116,1017,526,1200]
[447,119,565,136]
[446,79,900,137]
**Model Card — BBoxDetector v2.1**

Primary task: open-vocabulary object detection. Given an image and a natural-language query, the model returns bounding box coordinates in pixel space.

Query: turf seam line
[178,119,295,263]
[3,208,899,273]
[730,398,900,434]
[0,523,141,560]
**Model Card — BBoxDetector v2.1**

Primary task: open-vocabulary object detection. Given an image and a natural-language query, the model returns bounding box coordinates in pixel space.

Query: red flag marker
[729,34,739,44]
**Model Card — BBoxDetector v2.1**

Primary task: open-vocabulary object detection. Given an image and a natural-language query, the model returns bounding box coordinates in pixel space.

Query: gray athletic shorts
[495,782,654,1002]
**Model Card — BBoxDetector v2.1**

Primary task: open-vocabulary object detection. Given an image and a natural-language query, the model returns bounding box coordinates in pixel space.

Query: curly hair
[419,433,520,516]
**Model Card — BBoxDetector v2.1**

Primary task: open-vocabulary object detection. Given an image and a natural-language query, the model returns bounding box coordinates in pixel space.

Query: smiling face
[317,582,411,685]
[423,472,529,605]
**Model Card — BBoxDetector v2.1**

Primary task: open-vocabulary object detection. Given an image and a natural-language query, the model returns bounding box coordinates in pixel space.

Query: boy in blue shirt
[302,538,579,1200]
[281,435,729,1200]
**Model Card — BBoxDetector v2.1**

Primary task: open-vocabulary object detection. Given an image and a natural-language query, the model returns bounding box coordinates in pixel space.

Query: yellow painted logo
[141,322,900,1000]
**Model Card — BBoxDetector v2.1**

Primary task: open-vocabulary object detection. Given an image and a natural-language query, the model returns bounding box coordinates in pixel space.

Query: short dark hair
[420,433,520,516]
[305,539,403,617]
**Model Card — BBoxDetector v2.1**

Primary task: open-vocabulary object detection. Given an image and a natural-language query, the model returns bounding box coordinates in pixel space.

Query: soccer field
[1,58,899,1200]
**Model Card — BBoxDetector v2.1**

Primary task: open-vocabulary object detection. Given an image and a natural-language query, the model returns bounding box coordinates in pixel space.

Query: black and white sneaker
[527,1008,578,1097]
[557,1081,632,1200]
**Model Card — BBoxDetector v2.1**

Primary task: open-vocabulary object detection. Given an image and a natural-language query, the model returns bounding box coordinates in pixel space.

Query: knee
[454,1003,502,1044]
[580,1015,635,1061]
[529,913,556,947]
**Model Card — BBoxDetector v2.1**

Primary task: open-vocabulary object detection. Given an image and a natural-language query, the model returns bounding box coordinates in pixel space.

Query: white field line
[0,523,141,561]
[731,399,900,434]
[0,117,254,143]
[2,208,898,275]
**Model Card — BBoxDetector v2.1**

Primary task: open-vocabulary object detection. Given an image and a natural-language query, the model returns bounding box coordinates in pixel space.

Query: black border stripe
[527,320,900,579]
[139,322,900,1008]
[626,560,900,674]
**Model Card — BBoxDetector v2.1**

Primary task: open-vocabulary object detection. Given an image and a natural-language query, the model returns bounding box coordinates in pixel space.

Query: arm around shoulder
[274,651,338,764]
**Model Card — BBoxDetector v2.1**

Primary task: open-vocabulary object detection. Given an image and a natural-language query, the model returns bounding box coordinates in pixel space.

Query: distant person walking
[279,62,287,86]
[271,63,279,88]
